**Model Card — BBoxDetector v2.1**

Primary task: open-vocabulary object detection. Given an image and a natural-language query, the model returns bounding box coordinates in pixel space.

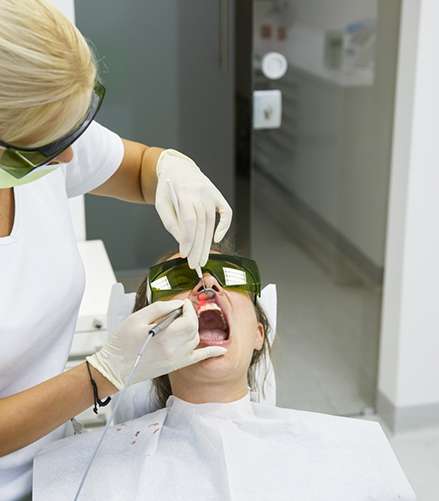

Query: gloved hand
[155,149,232,269]
[87,299,226,391]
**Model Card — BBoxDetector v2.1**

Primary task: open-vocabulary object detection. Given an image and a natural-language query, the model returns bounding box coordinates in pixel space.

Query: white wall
[51,0,75,22]
[378,0,439,430]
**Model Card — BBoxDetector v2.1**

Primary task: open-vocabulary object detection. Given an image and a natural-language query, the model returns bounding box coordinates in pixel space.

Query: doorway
[247,0,401,415]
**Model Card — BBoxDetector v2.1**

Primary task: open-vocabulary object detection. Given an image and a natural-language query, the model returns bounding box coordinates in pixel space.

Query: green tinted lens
[203,255,261,297]
[0,149,57,179]
[148,260,199,303]
[147,254,261,303]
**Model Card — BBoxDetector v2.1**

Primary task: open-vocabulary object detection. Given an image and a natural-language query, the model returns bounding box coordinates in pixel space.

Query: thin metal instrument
[166,178,207,290]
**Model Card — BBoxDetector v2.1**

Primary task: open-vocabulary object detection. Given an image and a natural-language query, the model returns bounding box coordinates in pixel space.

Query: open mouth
[197,301,230,345]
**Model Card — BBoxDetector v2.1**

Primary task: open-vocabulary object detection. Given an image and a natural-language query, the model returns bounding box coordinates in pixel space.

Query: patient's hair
[134,241,273,409]
[0,0,96,147]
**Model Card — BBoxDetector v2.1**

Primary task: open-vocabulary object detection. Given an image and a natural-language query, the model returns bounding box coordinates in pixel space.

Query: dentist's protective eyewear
[0,81,105,179]
[147,254,261,304]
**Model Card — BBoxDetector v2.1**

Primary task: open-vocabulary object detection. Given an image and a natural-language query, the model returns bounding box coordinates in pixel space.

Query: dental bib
[33,395,414,500]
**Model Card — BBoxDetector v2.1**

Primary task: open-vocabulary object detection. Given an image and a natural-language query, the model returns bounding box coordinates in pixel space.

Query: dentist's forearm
[90,139,163,204]
[0,362,117,457]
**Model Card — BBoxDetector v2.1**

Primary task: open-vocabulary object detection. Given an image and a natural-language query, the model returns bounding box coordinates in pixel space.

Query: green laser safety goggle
[147,254,261,304]
[0,81,105,180]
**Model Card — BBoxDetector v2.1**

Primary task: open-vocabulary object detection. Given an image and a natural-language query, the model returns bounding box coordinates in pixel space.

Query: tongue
[199,329,228,342]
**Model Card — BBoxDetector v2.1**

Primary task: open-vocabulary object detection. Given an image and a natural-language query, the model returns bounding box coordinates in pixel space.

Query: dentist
[0,0,231,500]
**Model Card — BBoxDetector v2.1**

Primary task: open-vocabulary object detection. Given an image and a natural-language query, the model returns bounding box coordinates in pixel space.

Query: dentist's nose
[50,147,74,165]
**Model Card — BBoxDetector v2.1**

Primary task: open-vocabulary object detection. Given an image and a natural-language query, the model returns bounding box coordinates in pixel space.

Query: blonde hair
[0,0,97,147]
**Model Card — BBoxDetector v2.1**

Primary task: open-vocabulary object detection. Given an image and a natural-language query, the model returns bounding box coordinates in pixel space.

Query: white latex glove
[155,149,232,268]
[87,299,226,391]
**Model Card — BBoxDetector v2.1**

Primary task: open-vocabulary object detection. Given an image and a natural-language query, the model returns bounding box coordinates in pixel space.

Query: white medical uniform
[0,122,124,501]
[33,394,416,500]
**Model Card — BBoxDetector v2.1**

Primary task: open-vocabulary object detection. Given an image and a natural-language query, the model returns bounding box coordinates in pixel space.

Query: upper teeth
[198,302,222,316]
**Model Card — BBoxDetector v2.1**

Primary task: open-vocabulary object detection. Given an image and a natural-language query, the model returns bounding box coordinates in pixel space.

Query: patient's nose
[201,273,222,290]
[195,273,222,300]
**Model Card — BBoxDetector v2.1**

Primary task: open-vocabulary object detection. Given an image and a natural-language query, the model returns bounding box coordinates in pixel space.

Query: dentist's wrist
[156,149,200,177]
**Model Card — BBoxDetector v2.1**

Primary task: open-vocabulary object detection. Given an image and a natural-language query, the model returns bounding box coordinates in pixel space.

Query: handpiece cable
[73,307,183,500]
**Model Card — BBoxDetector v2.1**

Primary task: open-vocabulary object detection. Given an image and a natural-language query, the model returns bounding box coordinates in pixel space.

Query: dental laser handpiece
[148,306,183,336]
[166,178,207,290]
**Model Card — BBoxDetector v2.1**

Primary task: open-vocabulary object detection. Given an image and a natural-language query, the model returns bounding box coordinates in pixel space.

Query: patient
[135,244,273,411]
[33,246,415,501]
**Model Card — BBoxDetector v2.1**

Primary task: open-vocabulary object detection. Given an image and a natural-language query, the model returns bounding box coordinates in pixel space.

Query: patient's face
[162,254,264,389]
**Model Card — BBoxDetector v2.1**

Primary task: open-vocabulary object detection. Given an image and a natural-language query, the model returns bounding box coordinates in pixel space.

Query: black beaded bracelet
[86,361,111,414]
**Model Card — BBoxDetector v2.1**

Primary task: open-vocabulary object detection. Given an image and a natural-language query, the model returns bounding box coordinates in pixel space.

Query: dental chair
[105,283,277,424]
[35,283,416,501]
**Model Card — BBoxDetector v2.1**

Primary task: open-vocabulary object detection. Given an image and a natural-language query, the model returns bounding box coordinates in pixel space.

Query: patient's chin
[195,343,230,370]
